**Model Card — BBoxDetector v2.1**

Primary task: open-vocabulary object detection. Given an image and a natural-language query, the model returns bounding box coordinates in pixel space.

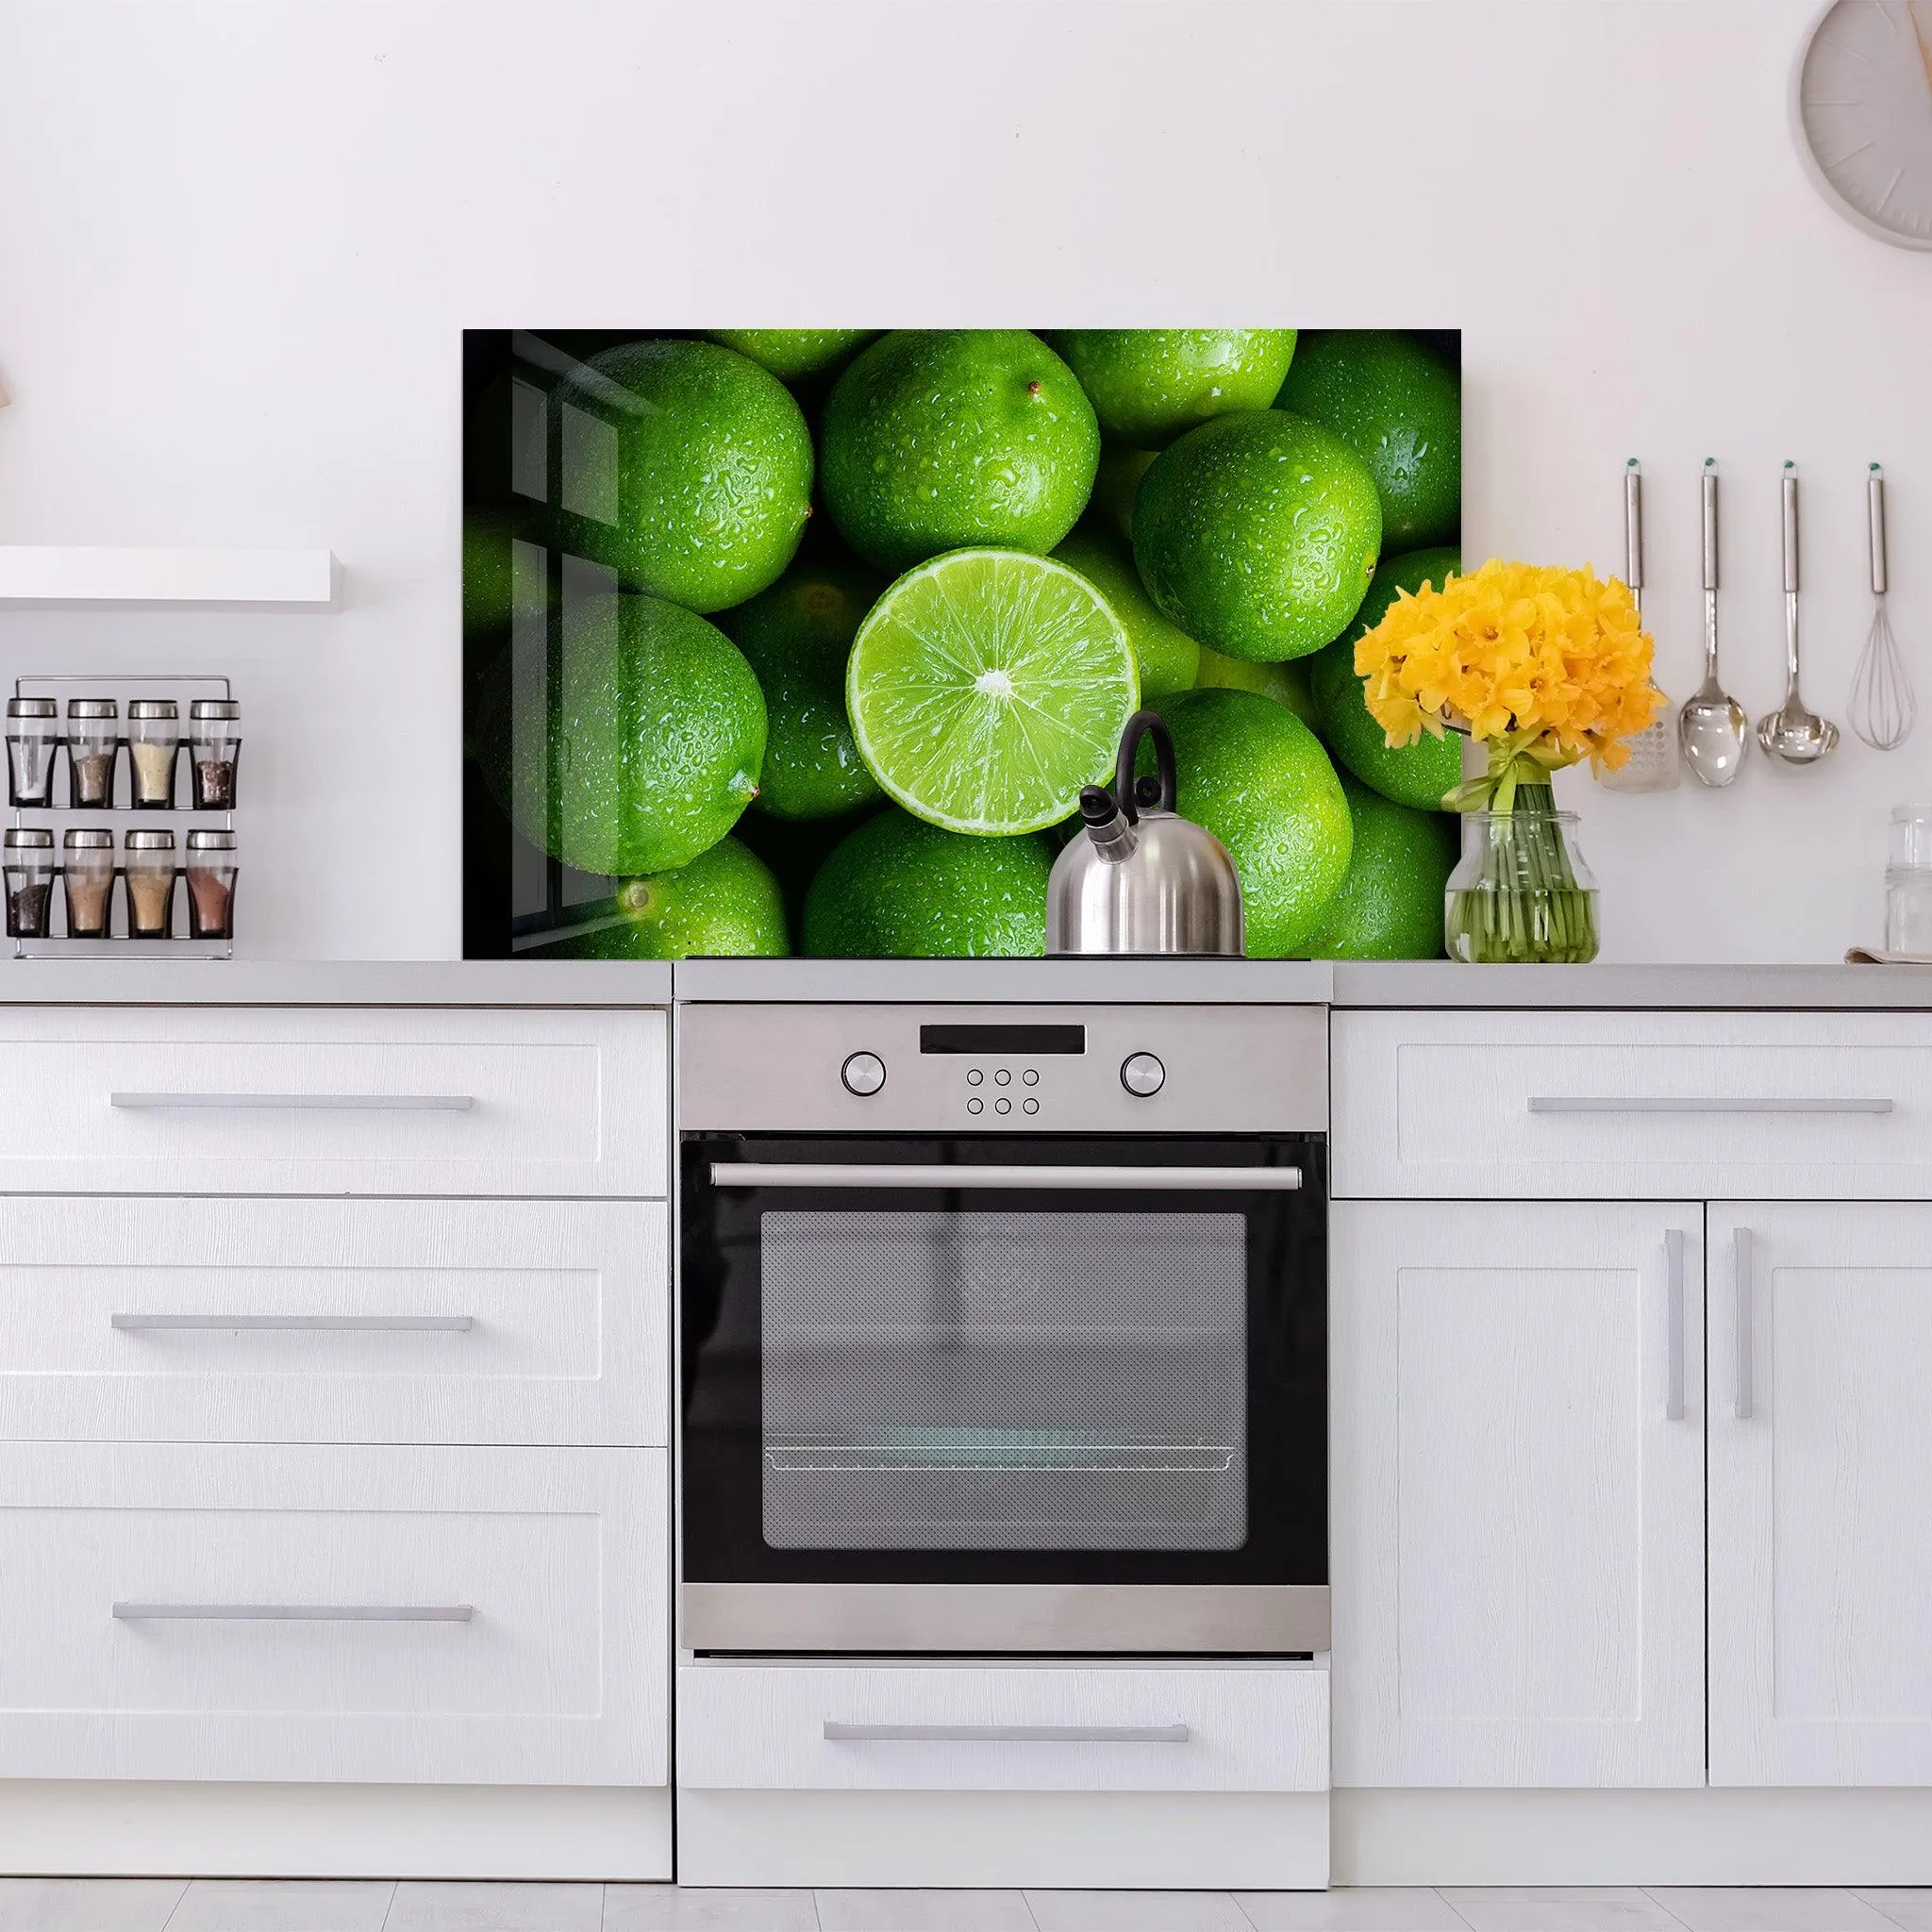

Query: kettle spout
[1078,784,1139,863]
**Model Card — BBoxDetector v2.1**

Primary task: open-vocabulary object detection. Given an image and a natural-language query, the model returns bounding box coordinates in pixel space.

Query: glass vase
[1445,791,1600,963]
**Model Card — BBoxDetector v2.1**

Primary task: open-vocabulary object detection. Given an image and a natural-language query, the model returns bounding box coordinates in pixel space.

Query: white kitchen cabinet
[1331,1199,1706,1788]
[0,1195,667,1447]
[1708,1202,1932,1787]
[0,1441,667,1786]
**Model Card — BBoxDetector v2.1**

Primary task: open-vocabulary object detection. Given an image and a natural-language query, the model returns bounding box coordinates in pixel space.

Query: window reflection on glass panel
[558,555,621,896]
[560,400,619,525]
[508,538,550,921]
[509,377,546,502]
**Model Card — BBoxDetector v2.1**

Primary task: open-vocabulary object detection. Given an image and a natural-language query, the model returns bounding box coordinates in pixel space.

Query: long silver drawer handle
[111,1314,475,1332]
[824,1722,1188,1744]
[1663,1227,1686,1423]
[1528,1096,1892,1114]
[712,1163,1300,1191]
[111,1092,475,1111]
[1734,1225,1755,1422]
[113,1603,474,1622]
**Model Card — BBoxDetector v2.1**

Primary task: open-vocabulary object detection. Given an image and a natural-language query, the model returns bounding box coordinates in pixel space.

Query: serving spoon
[1756,460,1839,767]
[1677,458,1748,786]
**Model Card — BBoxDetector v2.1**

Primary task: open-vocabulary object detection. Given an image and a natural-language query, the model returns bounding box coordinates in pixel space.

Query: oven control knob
[841,1051,887,1097]
[1120,1052,1165,1097]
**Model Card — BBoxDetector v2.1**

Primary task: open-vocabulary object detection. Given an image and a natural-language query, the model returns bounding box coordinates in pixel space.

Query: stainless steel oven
[677,1002,1327,1655]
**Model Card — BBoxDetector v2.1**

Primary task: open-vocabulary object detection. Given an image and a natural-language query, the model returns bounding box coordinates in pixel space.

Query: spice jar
[66,698,119,808]
[61,828,116,938]
[4,828,56,939]
[123,829,177,939]
[188,698,241,810]
[185,828,238,941]
[127,699,180,808]
[6,698,60,808]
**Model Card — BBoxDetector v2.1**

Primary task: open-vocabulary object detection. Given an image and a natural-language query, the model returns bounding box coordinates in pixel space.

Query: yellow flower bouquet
[1353,558,1662,962]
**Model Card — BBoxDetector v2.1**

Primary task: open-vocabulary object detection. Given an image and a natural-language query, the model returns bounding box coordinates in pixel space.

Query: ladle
[1755,461,1839,767]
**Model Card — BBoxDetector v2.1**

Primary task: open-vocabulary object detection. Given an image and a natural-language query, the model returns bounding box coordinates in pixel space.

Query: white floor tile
[1647,1890,1900,1932]
[164,1879,395,1932]
[1442,1890,1686,1932]
[818,1890,1033,1932]
[602,1889,821,1932]
[0,1879,186,1932]
[1855,1896,1932,1932]
[1026,1892,1250,1932]
[384,1881,605,1932]
[1238,1892,1469,1931]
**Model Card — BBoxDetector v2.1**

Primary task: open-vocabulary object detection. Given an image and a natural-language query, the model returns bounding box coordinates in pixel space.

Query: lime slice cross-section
[846,548,1139,836]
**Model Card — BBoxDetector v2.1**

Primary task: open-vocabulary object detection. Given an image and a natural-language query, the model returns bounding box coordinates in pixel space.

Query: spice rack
[5,674,240,958]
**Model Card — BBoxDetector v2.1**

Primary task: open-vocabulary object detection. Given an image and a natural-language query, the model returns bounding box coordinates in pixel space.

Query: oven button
[966,1069,983,1087]
[1023,1097,1039,1115]
[841,1051,887,1097]
[1023,1069,1039,1086]
[994,1069,1011,1087]
[994,1096,1011,1115]
[1120,1051,1165,1097]
[966,1096,983,1115]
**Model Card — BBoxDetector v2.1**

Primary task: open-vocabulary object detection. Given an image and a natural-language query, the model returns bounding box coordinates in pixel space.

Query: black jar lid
[7,698,57,719]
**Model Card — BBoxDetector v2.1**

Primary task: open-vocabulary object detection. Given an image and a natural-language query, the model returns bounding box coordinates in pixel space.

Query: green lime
[1193,645,1316,726]
[719,553,887,821]
[503,591,764,876]
[562,338,813,613]
[1052,525,1199,700]
[1308,546,1462,810]
[1135,410,1382,662]
[733,803,876,941]
[1045,329,1299,449]
[1090,447,1156,544]
[706,329,876,383]
[846,548,1137,835]
[1274,331,1460,549]
[803,807,1053,958]
[1157,690,1353,958]
[462,510,515,644]
[1304,774,1457,959]
[821,330,1099,573]
[546,838,789,959]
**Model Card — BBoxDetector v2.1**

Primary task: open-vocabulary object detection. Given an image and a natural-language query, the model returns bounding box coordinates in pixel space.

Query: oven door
[679,1133,1325,1654]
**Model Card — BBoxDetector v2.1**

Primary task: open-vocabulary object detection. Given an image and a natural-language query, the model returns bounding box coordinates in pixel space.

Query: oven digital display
[919,1024,1086,1056]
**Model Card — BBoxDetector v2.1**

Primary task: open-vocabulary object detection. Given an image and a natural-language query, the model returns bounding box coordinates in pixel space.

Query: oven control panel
[682,1004,1326,1134]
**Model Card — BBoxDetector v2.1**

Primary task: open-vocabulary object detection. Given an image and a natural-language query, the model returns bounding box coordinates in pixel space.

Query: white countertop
[0,956,1926,1009]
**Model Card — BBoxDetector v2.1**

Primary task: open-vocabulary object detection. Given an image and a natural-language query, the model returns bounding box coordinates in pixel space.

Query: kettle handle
[1115,710,1176,825]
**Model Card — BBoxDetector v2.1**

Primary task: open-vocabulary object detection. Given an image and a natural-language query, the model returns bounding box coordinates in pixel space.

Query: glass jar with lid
[6,698,59,808]
[4,828,56,939]
[127,698,180,808]
[66,698,119,808]
[188,698,241,809]
[123,829,177,939]
[185,828,238,941]
[1885,804,1932,960]
[61,828,117,938]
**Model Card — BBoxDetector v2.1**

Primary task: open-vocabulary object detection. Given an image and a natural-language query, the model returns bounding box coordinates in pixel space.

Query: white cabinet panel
[676,1657,1326,1792]
[1709,1203,1932,1786]
[0,1443,667,1786]
[1334,1010,1932,1200]
[0,1008,665,1196]
[1332,1200,1705,1787]
[0,1197,666,1446]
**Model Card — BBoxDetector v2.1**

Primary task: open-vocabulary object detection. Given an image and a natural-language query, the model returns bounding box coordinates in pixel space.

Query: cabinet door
[1709,1203,1932,1786]
[1332,1200,1706,1787]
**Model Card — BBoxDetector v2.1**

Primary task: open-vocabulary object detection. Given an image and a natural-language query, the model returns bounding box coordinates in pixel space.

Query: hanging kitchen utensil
[1599,458,1679,791]
[1756,461,1839,767]
[1847,462,1915,752]
[1677,458,1749,787]
[1045,708,1244,957]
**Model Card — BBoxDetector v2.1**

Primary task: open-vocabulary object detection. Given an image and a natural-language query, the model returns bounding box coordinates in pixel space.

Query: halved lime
[846,549,1139,836]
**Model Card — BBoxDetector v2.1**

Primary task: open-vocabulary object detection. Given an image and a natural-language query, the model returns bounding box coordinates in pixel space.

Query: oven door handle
[708,1162,1302,1191]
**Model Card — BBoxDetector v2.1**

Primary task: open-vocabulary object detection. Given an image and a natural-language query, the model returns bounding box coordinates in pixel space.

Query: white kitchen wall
[0,0,1924,962]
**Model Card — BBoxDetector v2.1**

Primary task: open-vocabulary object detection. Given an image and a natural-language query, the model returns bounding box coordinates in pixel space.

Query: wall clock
[1791,0,1932,248]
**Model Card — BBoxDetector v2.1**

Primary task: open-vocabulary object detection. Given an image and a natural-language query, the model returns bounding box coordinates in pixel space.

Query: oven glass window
[759,1208,1247,1552]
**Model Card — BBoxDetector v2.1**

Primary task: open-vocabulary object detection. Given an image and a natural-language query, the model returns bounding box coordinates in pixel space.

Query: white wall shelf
[0,547,337,610]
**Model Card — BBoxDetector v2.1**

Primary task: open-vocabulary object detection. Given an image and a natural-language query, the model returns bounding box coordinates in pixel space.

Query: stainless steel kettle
[1046,709,1245,957]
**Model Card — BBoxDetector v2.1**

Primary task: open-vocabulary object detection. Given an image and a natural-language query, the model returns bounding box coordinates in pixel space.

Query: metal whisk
[1849,462,1915,751]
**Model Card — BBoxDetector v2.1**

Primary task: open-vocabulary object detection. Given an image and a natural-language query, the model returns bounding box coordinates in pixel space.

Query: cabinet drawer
[0,1008,664,1196]
[676,1659,1326,1792]
[0,1197,666,1446]
[1335,1009,1932,1200]
[0,1443,666,1785]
